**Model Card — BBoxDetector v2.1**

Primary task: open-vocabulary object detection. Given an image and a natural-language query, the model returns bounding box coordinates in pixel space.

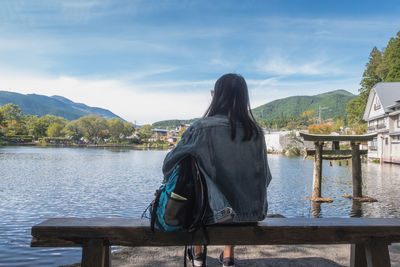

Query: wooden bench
[31,217,400,267]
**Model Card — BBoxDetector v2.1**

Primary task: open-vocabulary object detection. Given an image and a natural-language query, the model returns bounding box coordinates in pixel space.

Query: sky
[1,0,400,124]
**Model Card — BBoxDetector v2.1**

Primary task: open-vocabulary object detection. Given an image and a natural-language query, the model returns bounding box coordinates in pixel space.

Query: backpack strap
[201,226,210,245]
[150,188,162,232]
[183,245,187,267]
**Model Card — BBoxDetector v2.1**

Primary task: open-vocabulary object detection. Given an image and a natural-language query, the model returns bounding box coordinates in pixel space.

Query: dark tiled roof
[373,82,400,112]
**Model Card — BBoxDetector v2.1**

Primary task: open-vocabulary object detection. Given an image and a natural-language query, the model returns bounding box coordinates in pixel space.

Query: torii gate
[300,133,378,203]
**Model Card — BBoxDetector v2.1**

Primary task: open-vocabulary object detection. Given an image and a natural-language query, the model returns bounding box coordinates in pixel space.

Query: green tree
[77,116,109,143]
[32,116,51,138]
[346,31,400,125]
[332,119,345,133]
[46,122,65,137]
[360,47,384,97]
[0,110,6,128]
[77,116,96,140]
[0,103,26,135]
[0,103,24,121]
[122,122,135,138]
[93,118,109,142]
[346,97,366,124]
[108,118,124,142]
[347,47,384,124]
[137,125,153,141]
[382,31,400,81]
[26,115,67,138]
[63,120,83,141]
[24,115,39,136]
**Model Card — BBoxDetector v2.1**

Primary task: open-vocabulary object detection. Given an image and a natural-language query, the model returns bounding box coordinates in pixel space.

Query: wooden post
[351,142,362,198]
[81,239,106,267]
[312,141,323,199]
[104,245,112,267]
[332,141,340,150]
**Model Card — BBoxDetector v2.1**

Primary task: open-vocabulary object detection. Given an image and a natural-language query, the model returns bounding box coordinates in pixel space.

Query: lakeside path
[63,244,400,267]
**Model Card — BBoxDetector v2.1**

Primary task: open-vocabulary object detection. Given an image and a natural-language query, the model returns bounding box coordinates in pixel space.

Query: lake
[1,146,400,266]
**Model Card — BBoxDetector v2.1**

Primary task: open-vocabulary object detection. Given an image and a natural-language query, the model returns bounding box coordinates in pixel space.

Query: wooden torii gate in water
[300,132,378,203]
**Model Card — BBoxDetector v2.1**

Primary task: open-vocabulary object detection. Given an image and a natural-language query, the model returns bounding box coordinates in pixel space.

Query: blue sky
[1,0,400,123]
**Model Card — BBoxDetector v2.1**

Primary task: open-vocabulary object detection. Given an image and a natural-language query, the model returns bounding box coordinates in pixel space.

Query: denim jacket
[162,115,272,225]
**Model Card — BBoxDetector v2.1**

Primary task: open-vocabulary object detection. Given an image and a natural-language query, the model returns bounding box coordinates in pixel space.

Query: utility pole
[318,106,328,124]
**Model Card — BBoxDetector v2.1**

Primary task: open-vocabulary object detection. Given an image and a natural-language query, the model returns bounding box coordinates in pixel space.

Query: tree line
[0,103,153,144]
[257,110,349,134]
[346,30,400,124]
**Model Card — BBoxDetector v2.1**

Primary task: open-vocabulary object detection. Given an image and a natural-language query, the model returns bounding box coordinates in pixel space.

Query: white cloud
[0,69,361,123]
[0,72,212,124]
[257,57,341,76]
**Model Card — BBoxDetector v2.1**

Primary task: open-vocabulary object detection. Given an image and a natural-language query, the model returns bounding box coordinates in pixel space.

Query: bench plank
[31,218,400,247]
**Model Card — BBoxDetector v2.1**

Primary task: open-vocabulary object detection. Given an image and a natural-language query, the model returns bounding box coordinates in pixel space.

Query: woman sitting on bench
[162,73,272,267]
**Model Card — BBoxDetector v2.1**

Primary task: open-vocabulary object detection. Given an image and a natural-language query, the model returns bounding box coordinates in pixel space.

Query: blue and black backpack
[144,156,209,266]
[148,155,208,233]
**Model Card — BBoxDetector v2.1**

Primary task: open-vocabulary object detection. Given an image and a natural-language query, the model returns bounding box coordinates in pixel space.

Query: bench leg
[351,244,367,267]
[365,240,391,267]
[105,245,112,267]
[81,239,107,267]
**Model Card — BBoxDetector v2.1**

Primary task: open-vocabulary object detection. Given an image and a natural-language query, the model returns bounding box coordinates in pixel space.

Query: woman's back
[162,114,271,224]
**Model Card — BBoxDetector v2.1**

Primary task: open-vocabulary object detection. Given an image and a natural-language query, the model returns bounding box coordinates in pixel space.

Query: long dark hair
[203,73,259,141]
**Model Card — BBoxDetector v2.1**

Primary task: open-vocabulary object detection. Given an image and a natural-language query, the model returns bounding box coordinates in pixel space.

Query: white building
[264,130,314,152]
[363,82,400,163]
[264,131,291,152]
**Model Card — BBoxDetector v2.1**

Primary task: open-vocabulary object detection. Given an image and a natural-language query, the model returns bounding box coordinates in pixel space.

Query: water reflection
[350,201,362,217]
[311,202,321,218]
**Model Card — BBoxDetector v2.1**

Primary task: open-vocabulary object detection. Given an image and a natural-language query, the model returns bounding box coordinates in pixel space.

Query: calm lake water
[1,146,400,266]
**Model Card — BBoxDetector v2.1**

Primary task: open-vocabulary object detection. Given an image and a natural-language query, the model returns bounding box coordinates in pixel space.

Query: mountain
[152,89,356,127]
[0,91,124,121]
[252,89,356,121]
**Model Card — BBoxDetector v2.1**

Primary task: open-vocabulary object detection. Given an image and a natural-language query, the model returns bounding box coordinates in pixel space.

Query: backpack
[148,155,209,233]
[143,156,209,267]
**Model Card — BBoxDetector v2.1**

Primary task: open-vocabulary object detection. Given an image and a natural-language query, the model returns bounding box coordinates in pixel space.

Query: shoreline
[0,143,172,150]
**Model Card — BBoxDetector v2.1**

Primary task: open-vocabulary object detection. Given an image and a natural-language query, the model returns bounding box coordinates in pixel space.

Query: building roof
[152,128,168,133]
[373,82,400,112]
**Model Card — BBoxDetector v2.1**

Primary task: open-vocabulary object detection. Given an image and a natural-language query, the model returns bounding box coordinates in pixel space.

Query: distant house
[150,128,169,142]
[363,82,400,163]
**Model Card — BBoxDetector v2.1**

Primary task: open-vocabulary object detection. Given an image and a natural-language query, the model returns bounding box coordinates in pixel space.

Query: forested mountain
[0,91,124,121]
[152,89,355,128]
[252,89,355,121]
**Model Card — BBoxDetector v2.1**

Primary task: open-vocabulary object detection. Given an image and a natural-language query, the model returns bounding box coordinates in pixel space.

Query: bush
[308,124,332,134]
[0,140,8,146]
[285,146,301,157]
